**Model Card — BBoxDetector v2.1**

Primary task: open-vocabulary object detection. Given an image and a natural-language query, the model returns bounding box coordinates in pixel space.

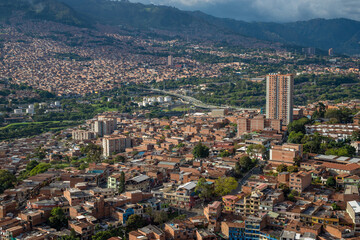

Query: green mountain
[56,0,360,55]
[58,0,200,29]
[1,0,360,54]
[0,0,89,27]
[191,12,360,55]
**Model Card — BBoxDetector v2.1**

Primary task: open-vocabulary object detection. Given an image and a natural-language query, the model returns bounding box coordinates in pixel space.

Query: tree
[352,130,360,141]
[126,214,146,232]
[246,144,266,158]
[34,146,47,160]
[239,155,252,172]
[115,155,126,163]
[326,176,336,187]
[276,164,288,173]
[288,131,304,144]
[91,226,125,240]
[29,163,51,176]
[0,170,16,193]
[49,207,68,231]
[214,177,238,196]
[325,146,356,157]
[219,150,231,157]
[234,162,242,178]
[195,178,213,200]
[287,193,296,202]
[287,118,311,134]
[331,203,340,210]
[193,142,209,159]
[312,102,326,120]
[287,165,298,173]
[279,183,290,196]
[118,171,125,194]
[293,156,302,167]
[81,143,102,162]
[325,108,354,123]
[26,160,39,171]
[153,211,168,224]
[290,190,299,196]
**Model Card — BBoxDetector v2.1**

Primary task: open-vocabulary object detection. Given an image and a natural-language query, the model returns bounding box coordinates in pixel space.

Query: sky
[130,0,360,22]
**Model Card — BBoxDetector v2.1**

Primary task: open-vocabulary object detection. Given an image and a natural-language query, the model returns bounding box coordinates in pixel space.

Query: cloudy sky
[130,0,360,22]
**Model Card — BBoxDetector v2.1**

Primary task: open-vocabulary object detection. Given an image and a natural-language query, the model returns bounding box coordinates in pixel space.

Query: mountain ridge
[1,0,360,54]
[57,0,360,55]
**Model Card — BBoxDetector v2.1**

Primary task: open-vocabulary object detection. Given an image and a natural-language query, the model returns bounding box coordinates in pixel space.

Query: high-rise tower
[266,73,294,125]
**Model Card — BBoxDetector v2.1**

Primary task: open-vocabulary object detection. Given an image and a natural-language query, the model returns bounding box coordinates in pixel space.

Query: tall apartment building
[91,118,117,137]
[72,130,95,141]
[168,55,173,66]
[102,136,132,157]
[266,74,294,125]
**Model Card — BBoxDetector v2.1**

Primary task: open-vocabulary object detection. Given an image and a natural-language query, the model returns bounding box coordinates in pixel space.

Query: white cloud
[132,0,360,22]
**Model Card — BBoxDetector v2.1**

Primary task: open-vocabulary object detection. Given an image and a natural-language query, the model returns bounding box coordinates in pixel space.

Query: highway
[149,88,259,111]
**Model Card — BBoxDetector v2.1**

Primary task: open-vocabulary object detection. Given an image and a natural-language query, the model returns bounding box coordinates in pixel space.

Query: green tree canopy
[331,203,340,210]
[193,142,210,159]
[324,108,354,123]
[118,171,125,194]
[214,177,238,196]
[239,155,252,172]
[81,143,102,162]
[126,214,146,232]
[287,118,311,134]
[49,207,68,231]
[29,163,51,176]
[26,160,39,171]
[219,150,231,158]
[0,170,16,193]
[246,144,266,155]
[352,130,360,141]
[288,131,304,144]
[276,164,288,173]
[326,176,336,187]
[325,146,356,157]
[115,155,126,163]
[195,178,214,200]
[91,226,125,240]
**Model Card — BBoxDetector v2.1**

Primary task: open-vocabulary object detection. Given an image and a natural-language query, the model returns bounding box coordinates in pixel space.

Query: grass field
[0,120,81,140]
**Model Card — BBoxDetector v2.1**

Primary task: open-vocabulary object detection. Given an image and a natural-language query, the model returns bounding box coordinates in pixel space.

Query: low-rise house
[129,225,165,240]
[126,175,151,191]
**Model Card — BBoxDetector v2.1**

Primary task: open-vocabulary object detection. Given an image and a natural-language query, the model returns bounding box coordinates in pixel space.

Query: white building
[347,201,360,232]
[26,108,35,114]
[14,109,22,114]
[164,96,172,102]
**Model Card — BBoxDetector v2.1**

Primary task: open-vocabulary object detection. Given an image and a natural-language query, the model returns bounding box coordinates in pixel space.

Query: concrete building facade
[266,74,294,125]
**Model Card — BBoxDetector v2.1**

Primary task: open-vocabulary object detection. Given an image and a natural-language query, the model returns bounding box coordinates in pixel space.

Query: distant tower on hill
[167,55,173,66]
[328,48,334,56]
[266,73,294,125]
